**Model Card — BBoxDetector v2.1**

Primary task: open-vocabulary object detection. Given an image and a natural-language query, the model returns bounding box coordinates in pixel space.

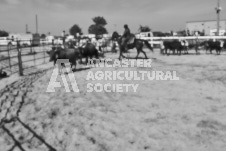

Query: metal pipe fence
[0,40,52,76]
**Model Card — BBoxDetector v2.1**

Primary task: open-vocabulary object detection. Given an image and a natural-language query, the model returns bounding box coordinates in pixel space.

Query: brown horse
[112,33,153,59]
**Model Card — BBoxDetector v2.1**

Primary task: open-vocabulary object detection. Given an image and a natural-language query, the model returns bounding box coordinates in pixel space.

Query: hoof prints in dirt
[0,69,57,151]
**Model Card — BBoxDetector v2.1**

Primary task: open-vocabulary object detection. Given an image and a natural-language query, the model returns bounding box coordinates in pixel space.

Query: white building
[45,35,55,44]
[136,32,153,39]
[8,33,33,41]
[8,33,33,46]
[82,34,95,39]
[186,19,226,36]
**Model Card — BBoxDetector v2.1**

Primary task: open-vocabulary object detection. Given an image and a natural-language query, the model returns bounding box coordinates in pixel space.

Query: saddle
[127,34,135,44]
[122,34,135,45]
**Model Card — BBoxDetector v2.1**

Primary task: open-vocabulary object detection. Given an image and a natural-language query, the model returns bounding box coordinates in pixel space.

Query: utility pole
[215,0,222,36]
[36,14,38,34]
[26,24,28,33]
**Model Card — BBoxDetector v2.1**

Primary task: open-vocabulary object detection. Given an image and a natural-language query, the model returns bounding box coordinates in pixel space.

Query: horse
[112,33,153,59]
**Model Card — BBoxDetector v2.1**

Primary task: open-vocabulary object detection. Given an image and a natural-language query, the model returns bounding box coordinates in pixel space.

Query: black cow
[47,46,80,69]
[224,40,226,49]
[162,40,183,55]
[78,43,99,64]
[203,40,224,55]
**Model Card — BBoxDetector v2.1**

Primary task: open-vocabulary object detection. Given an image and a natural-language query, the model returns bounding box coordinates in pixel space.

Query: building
[135,32,153,39]
[81,34,95,39]
[8,33,33,41]
[186,19,226,36]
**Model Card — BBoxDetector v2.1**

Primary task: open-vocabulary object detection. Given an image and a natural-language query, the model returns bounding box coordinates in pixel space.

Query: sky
[0,0,225,35]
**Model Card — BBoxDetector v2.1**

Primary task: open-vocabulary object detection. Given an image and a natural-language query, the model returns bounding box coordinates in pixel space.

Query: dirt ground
[0,48,226,151]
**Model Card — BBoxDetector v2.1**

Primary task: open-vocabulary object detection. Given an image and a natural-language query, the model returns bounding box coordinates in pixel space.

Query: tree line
[0,16,178,38]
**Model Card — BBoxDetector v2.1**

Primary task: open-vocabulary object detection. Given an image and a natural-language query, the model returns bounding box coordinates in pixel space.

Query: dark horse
[112,33,153,59]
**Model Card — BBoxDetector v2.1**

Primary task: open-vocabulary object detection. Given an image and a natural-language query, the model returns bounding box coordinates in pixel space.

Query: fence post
[17,40,23,76]
[30,39,33,53]
[43,44,46,64]
[33,46,36,66]
[7,45,12,74]
[195,36,198,54]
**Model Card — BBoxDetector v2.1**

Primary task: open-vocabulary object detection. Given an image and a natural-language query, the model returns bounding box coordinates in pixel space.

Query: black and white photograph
[0,0,226,150]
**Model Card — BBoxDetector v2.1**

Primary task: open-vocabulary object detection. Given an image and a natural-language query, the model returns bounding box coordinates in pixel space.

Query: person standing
[62,30,66,45]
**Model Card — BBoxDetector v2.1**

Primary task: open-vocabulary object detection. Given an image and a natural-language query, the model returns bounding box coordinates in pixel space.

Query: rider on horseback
[122,24,131,51]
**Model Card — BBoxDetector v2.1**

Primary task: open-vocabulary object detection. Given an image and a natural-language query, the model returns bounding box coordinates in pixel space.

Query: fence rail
[1,36,225,77]
[140,36,226,40]
[0,40,51,76]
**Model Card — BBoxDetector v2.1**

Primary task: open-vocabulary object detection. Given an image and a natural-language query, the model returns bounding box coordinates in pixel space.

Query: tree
[69,24,82,37]
[41,34,46,39]
[88,24,107,36]
[92,16,107,26]
[139,25,151,32]
[88,16,108,36]
[0,30,9,37]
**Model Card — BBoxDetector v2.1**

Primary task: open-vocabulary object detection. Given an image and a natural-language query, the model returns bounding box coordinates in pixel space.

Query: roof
[186,19,226,23]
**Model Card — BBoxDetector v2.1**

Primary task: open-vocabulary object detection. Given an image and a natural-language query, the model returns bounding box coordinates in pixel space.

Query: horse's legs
[135,50,140,59]
[119,50,123,60]
[118,46,123,60]
[141,49,148,59]
[79,57,83,64]
[120,47,126,59]
[118,53,121,60]
[119,49,123,60]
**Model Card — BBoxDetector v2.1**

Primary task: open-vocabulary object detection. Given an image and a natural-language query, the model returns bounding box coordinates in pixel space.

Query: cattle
[180,40,189,54]
[46,46,81,69]
[224,40,226,49]
[78,43,99,64]
[162,40,183,55]
[203,40,224,55]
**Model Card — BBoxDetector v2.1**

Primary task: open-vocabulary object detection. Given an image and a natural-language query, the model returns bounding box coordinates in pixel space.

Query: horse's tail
[143,40,153,52]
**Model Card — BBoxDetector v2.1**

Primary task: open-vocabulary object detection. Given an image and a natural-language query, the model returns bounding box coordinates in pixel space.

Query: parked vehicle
[0,37,16,46]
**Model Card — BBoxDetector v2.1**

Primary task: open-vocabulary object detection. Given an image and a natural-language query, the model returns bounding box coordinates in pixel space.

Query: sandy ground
[0,49,226,151]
